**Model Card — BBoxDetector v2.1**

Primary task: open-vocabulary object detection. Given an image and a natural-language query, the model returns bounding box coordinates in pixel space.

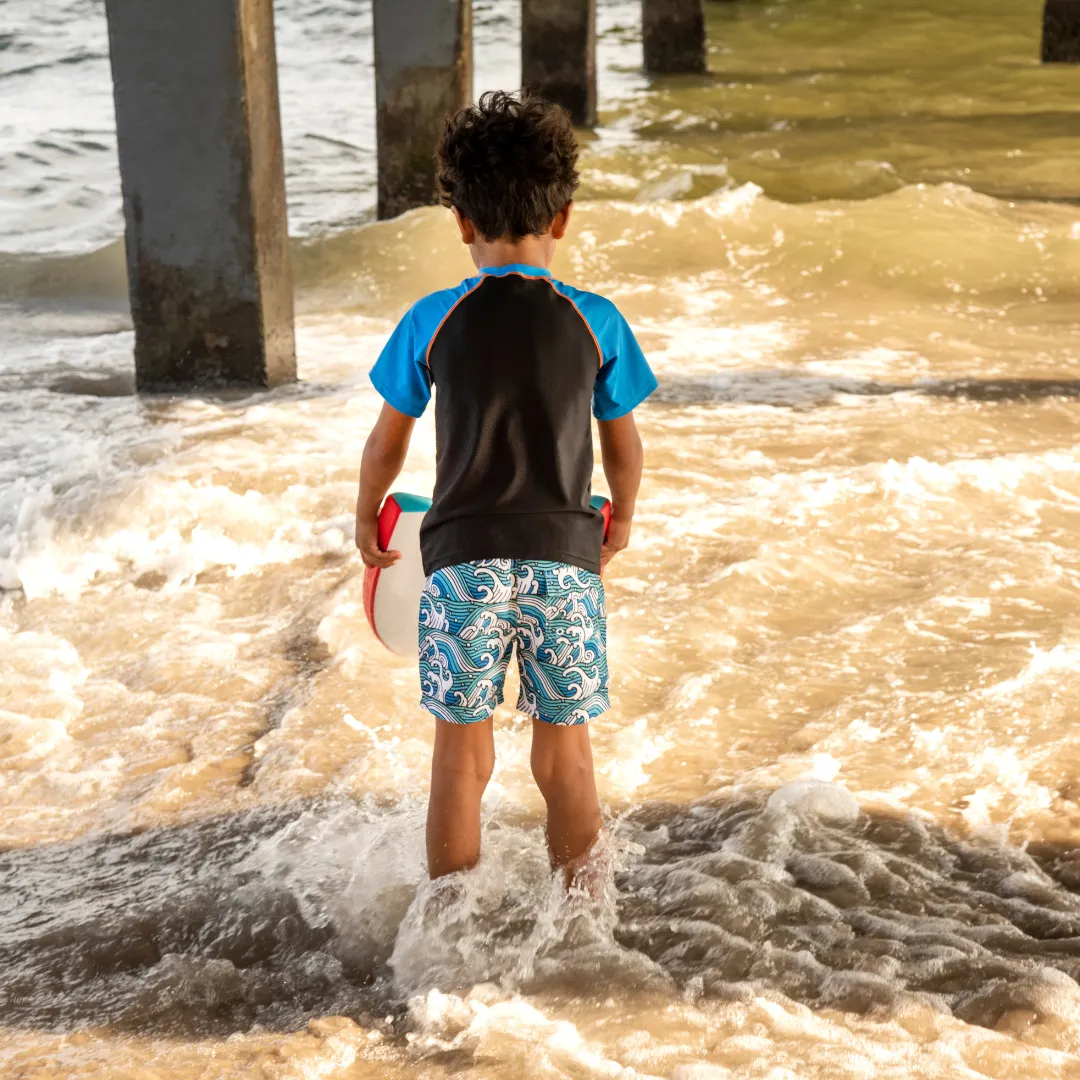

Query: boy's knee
[433,728,495,787]
[531,732,593,801]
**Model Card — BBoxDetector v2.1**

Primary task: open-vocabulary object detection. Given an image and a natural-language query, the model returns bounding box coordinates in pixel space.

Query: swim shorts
[418,559,609,726]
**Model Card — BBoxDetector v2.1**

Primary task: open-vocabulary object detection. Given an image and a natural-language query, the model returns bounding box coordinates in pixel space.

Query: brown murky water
[4,0,1080,1076]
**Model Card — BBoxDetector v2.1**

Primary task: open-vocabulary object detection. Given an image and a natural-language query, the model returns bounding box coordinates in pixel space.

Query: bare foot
[562,830,609,898]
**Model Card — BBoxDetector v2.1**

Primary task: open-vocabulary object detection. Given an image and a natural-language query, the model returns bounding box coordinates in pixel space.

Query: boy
[355,91,656,882]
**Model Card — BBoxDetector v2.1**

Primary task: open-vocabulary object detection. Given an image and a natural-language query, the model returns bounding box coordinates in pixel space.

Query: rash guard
[369,263,657,576]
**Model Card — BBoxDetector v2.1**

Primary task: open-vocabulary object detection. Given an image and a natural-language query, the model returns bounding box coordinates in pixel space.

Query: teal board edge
[392,493,607,513]
[390,492,433,513]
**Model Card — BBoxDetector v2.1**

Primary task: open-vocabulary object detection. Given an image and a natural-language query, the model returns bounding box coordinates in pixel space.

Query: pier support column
[104,0,295,390]
[374,0,472,219]
[1043,0,1080,61]
[522,0,597,127]
[643,0,706,74]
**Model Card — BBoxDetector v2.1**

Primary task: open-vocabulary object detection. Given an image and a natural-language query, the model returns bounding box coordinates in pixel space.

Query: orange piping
[486,270,604,367]
[542,278,604,368]
[427,270,606,370]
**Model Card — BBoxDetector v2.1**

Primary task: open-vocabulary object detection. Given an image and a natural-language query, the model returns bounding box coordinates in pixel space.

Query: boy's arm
[597,411,643,569]
[355,402,416,568]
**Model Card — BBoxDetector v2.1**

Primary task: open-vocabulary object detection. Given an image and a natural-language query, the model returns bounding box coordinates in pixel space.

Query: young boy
[355,91,656,882]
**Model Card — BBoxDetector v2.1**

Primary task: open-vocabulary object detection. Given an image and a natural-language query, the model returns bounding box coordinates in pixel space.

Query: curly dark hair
[436,90,580,242]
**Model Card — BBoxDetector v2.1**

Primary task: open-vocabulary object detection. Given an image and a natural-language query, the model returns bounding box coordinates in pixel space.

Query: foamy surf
[7,789,1080,1075]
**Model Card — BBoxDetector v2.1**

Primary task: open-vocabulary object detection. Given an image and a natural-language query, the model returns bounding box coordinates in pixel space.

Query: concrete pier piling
[522,0,597,126]
[643,0,707,74]
[373,0,472,219]
[1043,0,1080,61]
[104,0,295,390]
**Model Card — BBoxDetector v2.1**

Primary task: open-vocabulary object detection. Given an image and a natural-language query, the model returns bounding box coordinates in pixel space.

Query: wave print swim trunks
[418,560,609,726]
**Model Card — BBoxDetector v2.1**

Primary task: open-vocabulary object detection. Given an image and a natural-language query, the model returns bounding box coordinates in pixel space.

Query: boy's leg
[427,716,495,878]
[530,719,603,870]
[514,561,609,874]
[419,561,517,878]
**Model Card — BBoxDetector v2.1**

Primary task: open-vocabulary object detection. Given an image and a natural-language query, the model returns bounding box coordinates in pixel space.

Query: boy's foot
[563,828,614,899]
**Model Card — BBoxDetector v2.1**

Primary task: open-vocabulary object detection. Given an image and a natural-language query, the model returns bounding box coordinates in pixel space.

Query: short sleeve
[368,305,433,418]
[591,310,658,421]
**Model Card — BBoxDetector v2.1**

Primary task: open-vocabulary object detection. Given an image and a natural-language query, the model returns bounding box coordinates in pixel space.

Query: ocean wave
[2,183,1076,311]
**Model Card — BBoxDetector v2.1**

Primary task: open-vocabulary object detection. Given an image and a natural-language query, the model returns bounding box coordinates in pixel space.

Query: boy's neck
[469,233,555,273]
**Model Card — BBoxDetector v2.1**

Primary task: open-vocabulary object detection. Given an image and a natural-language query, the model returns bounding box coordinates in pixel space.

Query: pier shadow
[36,369,1080,413]
[39,369,349,408]
[4,789,1080,1040]
[651,371,1080,410]
[0,354,351,409]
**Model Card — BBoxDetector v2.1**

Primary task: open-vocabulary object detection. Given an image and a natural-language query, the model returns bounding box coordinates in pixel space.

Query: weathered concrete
[643,0,706,74]
[1043,0,1080,61]
[522,0,597,127]
[373,0,472,220]
[104,0,295,391]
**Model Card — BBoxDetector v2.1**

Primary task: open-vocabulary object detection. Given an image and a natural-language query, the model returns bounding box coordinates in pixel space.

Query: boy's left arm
[355,402,416,568]
[598,412,643,569]
[587,299,656,569]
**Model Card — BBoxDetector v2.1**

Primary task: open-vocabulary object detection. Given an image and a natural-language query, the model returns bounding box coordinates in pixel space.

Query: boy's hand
[355,512,401,569]
[600,513,632,570]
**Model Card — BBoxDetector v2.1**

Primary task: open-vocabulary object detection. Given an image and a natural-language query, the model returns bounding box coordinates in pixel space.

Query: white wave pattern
[418,560,609,725]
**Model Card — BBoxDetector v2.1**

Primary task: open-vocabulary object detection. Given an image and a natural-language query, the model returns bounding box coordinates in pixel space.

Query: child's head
[437,90,579,255]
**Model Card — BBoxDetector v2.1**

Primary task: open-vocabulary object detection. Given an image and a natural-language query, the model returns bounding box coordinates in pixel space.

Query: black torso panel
[420,273,606,575]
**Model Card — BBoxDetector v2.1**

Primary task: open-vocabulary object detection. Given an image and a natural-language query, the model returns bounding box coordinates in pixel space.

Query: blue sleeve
[369,285,470,418]
[561,287,658,421]
[592,311,657,421]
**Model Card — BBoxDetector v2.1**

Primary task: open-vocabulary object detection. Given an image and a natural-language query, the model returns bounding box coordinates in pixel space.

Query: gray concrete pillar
[643,0,706,74]
[373,0,472,220]
[522,0,597,127]
[104,0,295,391]
[1043,0,1080,61]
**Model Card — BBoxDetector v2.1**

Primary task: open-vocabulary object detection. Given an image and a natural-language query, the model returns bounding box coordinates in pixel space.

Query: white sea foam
[765,780,860,825]
[0,628,86,764]
[410,988,649,1078]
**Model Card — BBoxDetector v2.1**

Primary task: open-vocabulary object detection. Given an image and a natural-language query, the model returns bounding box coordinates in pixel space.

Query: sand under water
[4,0,1080,1076]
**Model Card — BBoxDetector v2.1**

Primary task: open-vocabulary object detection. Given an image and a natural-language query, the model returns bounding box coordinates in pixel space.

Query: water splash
[5,784,1080,1055]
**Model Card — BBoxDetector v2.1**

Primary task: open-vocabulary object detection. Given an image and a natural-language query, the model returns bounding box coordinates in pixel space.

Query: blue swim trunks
[418,560,609,726]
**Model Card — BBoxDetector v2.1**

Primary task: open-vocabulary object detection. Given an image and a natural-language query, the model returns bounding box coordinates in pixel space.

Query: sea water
[4,0,1080,1075]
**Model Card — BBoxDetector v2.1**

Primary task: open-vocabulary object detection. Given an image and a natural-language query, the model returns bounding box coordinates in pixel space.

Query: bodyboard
[362,493,432,657]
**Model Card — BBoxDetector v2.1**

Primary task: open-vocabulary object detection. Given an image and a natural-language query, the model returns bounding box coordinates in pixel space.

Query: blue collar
[479,263,551,278]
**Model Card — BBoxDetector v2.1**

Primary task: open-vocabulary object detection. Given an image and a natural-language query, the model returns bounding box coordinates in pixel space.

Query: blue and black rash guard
[370,263,657,577]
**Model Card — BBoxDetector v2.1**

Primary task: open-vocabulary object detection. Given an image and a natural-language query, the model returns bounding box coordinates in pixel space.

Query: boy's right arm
[359,289,453,568]
[597,412,644,569]
[355,402,415,569]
